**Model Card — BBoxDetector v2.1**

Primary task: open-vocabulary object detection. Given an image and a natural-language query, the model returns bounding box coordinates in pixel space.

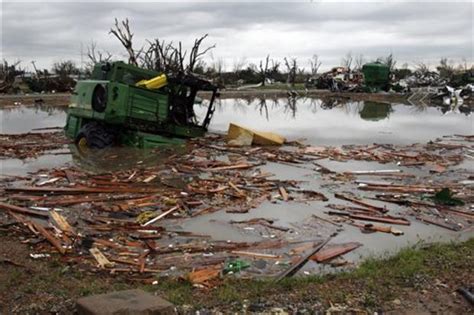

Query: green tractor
[65,61,218,150]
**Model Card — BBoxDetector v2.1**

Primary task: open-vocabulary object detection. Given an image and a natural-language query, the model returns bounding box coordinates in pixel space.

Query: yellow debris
[227,123,285,146]
[136,74,168,90]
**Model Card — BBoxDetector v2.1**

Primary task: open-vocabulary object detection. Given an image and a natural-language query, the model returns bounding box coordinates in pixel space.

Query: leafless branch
[309,54,322,77]
[109,18,140,66]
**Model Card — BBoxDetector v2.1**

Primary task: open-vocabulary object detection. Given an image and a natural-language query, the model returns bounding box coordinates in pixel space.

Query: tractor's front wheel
[75,122,115,152]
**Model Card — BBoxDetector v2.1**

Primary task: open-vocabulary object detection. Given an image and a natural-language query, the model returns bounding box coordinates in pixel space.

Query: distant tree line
[0,18,472,94]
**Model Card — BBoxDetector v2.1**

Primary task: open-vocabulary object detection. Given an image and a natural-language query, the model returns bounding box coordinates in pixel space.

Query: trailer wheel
[75,122,115,151]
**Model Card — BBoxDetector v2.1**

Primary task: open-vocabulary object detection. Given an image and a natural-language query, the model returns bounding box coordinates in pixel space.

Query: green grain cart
[362,62,390,92]
[65,61,218,150]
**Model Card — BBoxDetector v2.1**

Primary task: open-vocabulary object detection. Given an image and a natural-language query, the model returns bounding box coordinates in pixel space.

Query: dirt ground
[1,232,472,314]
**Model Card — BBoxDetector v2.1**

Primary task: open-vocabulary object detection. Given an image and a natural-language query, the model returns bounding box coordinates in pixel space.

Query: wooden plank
[5,186,161,194]
[0,202,49,218]
[311,242,362,262]
[327,211,411,226]
[279,187,289,201]
[416,216,462,231]
[188,264,221,285]
[359,185,435,193]
[276,236,332,281]
[205,163,255,172]
[350,222,404,236]
[89,247,115,268]
[50,210,75,234]
[349,213,411,226]
[31,222,66,254]
[142,206,179,226]
[334,193,387,213]
[228,181,245,196]
[230,250,280,259]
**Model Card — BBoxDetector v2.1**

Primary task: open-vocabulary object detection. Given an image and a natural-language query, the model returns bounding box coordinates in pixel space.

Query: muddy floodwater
[1,98,473,271]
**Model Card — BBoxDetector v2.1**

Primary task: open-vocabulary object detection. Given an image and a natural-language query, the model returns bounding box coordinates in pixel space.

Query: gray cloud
[1,1,472,71]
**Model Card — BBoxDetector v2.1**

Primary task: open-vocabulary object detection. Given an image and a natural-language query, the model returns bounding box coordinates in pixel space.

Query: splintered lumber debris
[50,210,75,234]
[328,210,411,226]
[89,247,115,268]
[205,163,255,172]
[31,222,66,255]
[346,170,401,175]
[279,186,289,201]
[311,242,362,263]
[0,131,69,159]
[276,236,332,281]
[188,264,222,286]
[142,206,180,226]
[0,132,471,285]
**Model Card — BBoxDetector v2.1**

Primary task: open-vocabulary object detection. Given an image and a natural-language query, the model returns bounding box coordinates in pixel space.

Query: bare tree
[0,60,23,93]
[309,54,322,77]
[415,62,430,76]
[208,57,225,85]
[141,34,215,73]
[437,57,455,79]
[109,18,142,66]
[354,54,365,71]
[87,41,113,65]
[341,51,353,71]
[51,60,80,91]
[284,57,298,87]
[384,53,397,72]
[259,55,270,86]
[459,58,468,72]
[232,57,247,72]
[52,60,80,77]
[141,39,181,72]
[187,34,215,72]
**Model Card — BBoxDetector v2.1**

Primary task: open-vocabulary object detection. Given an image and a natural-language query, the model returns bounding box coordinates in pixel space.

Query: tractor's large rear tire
[75,122,115,151]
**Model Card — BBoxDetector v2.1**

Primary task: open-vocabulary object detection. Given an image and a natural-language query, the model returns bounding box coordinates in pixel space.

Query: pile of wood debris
[0,133,472,287]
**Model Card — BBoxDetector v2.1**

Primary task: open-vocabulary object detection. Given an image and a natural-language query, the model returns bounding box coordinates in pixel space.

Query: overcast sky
[1,1,473,72]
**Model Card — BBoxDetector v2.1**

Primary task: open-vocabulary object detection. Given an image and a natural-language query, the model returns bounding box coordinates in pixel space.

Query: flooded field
[1,97,473,273]
[1,97,472,174]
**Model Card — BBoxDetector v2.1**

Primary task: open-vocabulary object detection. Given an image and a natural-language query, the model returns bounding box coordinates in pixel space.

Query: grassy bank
[1,235,473,313]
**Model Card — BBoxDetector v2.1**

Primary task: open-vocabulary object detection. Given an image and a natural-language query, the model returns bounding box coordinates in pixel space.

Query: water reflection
[206,96,472,145]
[359,101,392,121]
[1,97,472,148]
[0,105,67,133]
